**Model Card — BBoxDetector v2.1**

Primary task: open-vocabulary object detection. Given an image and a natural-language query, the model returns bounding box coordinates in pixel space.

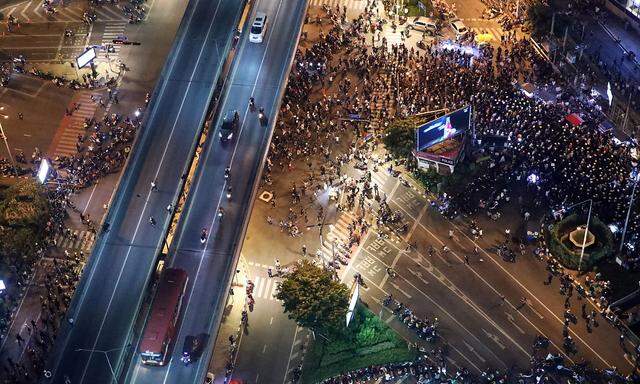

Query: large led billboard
[416,105,471,152]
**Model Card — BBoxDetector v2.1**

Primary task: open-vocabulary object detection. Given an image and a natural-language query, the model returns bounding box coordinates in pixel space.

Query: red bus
[139,268,189,365]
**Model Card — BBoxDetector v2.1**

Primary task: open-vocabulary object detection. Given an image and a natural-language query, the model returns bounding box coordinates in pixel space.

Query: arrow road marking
[524,304,544,320]
[482,328,506,350]
[505,312,526,334]
[463,341,487,363]
[390,282,412,298]
[407,267,429,285]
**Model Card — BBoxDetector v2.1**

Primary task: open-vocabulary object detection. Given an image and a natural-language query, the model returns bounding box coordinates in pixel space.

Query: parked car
[450,19,469,38]
[411,17,437,33]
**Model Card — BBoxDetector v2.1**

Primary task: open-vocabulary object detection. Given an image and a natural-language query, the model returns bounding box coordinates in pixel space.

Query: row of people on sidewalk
[2,254,82,383]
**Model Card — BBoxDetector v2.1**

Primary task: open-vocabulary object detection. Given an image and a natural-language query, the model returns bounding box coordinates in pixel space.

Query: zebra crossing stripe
[54,230,95,251]
[252,276,280,300]
[310,0,366,10]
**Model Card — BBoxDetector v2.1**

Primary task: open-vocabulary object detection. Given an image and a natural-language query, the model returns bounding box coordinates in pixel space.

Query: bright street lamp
[0,109,17,176]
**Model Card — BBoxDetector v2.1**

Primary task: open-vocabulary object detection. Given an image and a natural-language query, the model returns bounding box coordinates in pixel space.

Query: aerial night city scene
[1,0,640,382]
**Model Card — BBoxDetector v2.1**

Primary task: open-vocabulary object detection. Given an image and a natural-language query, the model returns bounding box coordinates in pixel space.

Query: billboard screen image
[416,106,471,152]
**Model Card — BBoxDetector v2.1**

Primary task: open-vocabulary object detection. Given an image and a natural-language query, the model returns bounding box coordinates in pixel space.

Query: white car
[411,17,437,34]
[450,19,468,38]
[249,12,267,43]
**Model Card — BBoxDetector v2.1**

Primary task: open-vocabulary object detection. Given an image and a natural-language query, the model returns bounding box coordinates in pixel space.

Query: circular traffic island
[548,214,614,271]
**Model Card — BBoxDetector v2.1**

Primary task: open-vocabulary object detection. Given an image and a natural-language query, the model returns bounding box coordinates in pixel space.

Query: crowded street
[0,0,639,382]
[222,1,640,383]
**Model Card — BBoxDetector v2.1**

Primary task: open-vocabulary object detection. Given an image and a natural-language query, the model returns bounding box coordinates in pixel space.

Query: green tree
[383,118,416,159]
[276,260,350,335]
[0,180,50,269]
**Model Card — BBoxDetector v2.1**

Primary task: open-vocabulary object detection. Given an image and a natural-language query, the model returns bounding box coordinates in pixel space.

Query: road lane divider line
[379,239,531,360]
[80,0,227,380]
[387,201,587,366]
[354,269,484,373]
[447,219,615,368]
[355,248,508,368]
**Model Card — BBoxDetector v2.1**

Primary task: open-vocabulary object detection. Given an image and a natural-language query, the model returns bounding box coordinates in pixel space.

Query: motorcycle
[258,108,267,126]
[181,351,191,365]
[226,186,232,200]
[200,229,207,244]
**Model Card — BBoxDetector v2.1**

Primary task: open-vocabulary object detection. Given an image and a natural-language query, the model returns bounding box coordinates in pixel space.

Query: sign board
[112,39,141,46]
[416,105,471,152]
[76,47,96,69]
[345,283,359,327]
[37,159,49,184]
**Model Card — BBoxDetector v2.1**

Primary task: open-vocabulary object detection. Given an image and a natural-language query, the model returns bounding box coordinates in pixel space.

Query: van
[450,19,468,38]
[411,17,437,33]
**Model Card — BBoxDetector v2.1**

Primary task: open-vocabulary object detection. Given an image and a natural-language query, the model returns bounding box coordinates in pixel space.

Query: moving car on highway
[219,110,239,142]
[249,12,267,43]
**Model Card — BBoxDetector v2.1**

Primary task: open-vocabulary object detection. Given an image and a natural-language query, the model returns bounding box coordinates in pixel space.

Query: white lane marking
[388,281,411,298]
[78,0,225,380]
[357,270,484,373]
[505,312,526,334]
[446,218,615,367]
[161,0,288,382]
[282,326,300,384]
[360,244,510,367]
[462,341,487,363]
[20,0,33,21]
[81,182,99,216]
[388,201,579,363]
[375,239,531,360]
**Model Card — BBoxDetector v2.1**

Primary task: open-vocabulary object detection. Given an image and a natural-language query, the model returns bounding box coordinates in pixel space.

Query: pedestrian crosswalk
[309,0,366,11]
[317,211,355,262]
[371,170,388,189]
[53,230,95,252]
[50,92,98,157]
[0,1,129,23]
[99,21,128,62]
[250,276,281,301]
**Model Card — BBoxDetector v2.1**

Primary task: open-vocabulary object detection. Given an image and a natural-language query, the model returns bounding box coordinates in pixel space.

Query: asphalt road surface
[41,0,245,382]
[343,163,634,373]
[125,0,308,383]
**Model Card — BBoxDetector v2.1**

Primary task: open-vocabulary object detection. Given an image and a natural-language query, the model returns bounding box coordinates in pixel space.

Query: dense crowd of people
[258,2,640,382]
[2,253,82,383]
[0,0,638,380]
[271,0,640,258]
[0,57,139,384]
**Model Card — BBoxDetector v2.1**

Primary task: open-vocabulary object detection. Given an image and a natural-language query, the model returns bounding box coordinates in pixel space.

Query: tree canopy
[276,260,350,334]
[0,180,50,268]
[382,118,417,159]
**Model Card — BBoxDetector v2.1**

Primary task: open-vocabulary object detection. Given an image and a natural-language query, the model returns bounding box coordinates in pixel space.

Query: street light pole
[74,345,129,383]
[578,199,592,273]
[557,199,593,272]
[0,120,17,176]
[620,171,639,252]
